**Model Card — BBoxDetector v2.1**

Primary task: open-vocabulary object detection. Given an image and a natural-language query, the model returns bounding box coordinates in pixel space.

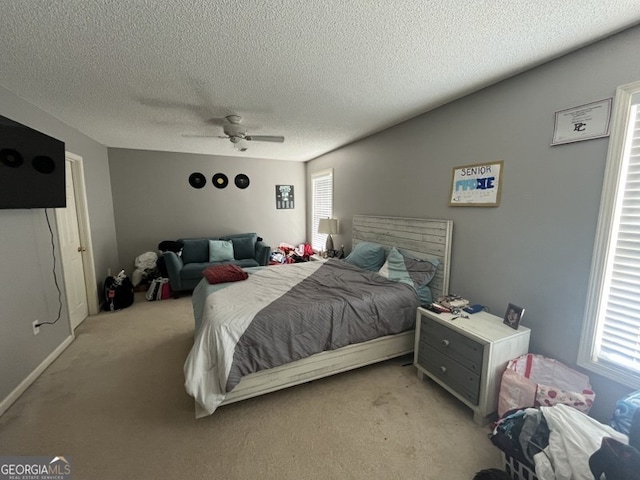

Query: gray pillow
[181,238,210,264]
[378,247,439,306]
[344,241,386,271]
[230,237,254,260]
[221,234,257,260]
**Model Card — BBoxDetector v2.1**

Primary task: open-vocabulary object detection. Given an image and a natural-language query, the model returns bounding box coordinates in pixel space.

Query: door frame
[60,151,99,316]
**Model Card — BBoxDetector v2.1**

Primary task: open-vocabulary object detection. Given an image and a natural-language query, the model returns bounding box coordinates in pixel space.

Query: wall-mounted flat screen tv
[0,114,66,209]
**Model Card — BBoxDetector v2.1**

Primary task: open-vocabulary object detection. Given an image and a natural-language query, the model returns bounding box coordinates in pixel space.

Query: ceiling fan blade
[205,117,228,126]
[245,135,284,143]
[181,134,229,139]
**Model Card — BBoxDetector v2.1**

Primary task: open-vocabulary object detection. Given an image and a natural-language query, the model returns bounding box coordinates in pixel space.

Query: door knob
[77,246,87,252]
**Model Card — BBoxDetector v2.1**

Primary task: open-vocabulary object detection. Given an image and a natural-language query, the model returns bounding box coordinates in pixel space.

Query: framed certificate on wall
[551,98,612,145]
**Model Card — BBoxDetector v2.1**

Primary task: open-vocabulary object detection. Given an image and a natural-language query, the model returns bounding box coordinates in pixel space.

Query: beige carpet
[0,292,503,479]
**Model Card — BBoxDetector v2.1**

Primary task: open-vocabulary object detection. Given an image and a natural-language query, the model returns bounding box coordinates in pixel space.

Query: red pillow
[202,264,249,284]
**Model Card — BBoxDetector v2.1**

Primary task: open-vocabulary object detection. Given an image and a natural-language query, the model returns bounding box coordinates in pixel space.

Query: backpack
[103,270,134,311]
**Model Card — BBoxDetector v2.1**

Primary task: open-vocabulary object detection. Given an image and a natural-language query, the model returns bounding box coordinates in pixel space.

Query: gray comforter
[184,259,419,416]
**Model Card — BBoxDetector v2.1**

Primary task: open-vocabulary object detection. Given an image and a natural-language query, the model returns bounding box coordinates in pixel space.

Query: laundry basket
[502,452,538,480]
[497,354,595,417]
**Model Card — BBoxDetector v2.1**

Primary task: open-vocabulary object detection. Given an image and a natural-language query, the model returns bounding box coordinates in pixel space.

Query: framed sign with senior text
[449,161,503,207]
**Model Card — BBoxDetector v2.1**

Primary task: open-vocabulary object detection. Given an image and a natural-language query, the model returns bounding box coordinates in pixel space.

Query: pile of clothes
[269,242,314,264]
[490,402,640,480]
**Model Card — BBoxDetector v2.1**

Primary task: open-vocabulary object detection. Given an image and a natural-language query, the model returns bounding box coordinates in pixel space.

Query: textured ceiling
[1,1,640,162]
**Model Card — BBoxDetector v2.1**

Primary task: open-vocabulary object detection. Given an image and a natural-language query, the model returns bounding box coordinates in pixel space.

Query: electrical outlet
[32,320,40,335]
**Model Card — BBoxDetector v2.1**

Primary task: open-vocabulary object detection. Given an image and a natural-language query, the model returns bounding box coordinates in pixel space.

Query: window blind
[597,103,640,374]
[311,170,333,251]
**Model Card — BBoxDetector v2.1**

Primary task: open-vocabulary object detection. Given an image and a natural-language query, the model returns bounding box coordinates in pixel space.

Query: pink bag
[497,353,595,416]
[160,281,172,300]
[146,277,171,301]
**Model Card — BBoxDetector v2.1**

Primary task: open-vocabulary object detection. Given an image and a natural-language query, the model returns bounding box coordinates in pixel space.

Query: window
[311,169,333,252]
[579,81,640,388]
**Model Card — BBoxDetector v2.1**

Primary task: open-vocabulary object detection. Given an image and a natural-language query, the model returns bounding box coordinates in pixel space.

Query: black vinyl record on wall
[0,149,24,168]
[212,173,228,189]
[188,172,206,189]
[234,173,250,189]
[32,155,56,174]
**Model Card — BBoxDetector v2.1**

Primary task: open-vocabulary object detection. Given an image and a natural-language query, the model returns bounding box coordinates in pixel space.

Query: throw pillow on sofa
[222,234,257,260]
[209,240,234,262]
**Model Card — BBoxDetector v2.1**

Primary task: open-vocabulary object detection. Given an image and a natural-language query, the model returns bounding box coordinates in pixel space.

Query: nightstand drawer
[420,316,484,374]
[418,344,480,405]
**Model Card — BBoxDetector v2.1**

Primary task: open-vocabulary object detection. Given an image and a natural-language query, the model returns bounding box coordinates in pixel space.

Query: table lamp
[318,218,339,253]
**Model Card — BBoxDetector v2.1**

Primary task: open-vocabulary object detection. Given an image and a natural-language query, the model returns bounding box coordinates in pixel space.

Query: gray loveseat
[163,233,270,293]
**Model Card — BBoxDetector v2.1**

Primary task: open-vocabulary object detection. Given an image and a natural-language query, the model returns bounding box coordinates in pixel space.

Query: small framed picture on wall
[276,185,294,209]
[503,303,525,330]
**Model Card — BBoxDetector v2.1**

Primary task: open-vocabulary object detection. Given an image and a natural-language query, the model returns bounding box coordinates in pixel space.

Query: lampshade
[317,218,339,235]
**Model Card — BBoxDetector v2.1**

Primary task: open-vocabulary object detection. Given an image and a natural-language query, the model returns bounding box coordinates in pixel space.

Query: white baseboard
[0,335,75,418]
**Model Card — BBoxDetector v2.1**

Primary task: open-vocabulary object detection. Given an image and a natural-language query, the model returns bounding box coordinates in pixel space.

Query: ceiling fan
[212,115,285,151]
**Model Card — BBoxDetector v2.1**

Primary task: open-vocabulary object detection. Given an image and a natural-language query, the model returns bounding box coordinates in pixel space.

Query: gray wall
[108,148,306,271]
[0,86,120,404]
[306,26,640,422]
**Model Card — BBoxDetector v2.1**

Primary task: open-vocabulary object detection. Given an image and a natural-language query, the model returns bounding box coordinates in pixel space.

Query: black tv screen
[0,114,66,209]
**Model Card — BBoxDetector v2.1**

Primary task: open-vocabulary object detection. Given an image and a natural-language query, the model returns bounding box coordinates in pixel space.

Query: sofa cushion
[221,233,257,260]
[181,262,213,280]
[234,258,260,268]
[181,238,211,264]
[209,240,234,262]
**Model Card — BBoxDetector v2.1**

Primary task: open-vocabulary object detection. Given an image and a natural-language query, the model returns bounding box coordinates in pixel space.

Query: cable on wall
[35,208,63,328]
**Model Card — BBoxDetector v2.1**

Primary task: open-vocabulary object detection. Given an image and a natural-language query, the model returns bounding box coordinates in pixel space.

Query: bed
[184,215,453,418]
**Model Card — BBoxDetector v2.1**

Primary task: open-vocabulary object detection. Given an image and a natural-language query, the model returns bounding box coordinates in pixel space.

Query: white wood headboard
[352,215,453,300]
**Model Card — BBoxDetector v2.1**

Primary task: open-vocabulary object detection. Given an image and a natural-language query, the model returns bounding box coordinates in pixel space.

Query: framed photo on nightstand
[503,303,524,330]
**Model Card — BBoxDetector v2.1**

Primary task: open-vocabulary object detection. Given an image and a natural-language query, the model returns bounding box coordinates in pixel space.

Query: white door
[56,159,89,329]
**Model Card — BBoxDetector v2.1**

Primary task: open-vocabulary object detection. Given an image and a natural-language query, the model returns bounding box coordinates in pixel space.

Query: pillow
[222,234,257,260]
[344,241,386,271]
[208,240,234,262]
[378,247,439,306]
[202,264,248,284]
[181,238,210,264]
[230,236,255,260]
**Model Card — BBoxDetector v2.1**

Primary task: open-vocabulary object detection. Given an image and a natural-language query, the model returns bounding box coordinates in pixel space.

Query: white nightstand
[414,307,530,425]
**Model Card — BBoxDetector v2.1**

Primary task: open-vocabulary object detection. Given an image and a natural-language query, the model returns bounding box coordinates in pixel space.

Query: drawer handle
[441,339,450,347]
[440,366,447,373]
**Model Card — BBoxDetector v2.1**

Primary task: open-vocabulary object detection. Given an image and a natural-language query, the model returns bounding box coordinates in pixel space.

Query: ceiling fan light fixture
[181,114,284,149]
[226,115,243,124]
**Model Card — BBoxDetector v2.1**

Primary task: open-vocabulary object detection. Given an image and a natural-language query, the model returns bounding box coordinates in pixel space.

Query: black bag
[473,470,511,480]
[589,437,640,480]
[103,271,134,311]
